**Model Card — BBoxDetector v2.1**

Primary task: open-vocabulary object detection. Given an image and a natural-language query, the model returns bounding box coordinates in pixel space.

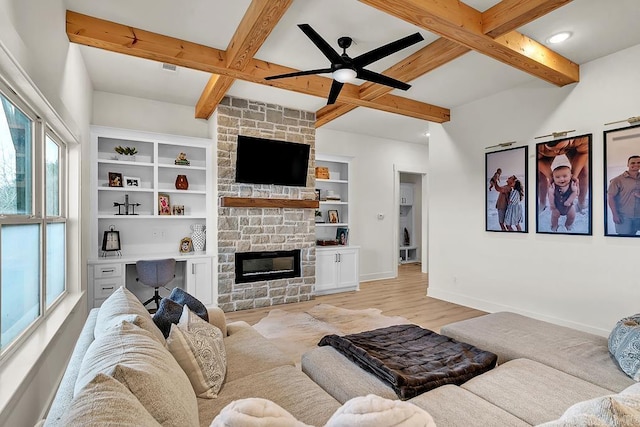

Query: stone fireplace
[216,96,316,312]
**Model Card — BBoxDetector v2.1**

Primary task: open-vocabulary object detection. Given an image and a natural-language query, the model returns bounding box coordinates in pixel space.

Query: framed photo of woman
[604,124,640,237]
[536,134,592,235]
[327,209,339,224]
[485,146,528,232]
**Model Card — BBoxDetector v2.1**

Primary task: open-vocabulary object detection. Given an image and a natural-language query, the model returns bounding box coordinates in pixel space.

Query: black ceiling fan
[265,24,424,105]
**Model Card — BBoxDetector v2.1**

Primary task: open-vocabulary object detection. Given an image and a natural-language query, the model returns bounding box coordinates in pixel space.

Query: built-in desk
[87,253,214,309]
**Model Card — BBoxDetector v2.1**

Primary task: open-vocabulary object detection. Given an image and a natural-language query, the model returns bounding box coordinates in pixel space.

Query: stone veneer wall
[217,96,317,312]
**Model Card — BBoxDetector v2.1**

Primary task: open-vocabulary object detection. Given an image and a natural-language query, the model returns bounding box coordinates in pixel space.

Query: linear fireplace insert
[234,250,301,284]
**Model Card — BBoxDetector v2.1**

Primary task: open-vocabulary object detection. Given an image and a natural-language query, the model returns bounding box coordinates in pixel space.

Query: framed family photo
[604,124,640,237]
[485,146,528,232]
[108,172,123,187]
[536,134,592,235]
[123,176,140,188]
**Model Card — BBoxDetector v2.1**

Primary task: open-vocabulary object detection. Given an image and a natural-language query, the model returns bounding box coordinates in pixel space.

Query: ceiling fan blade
[357,69,411,91]
[327,80,344,105]
[298,24,343,64]
[353,32,424,68]
[265,68,333,80]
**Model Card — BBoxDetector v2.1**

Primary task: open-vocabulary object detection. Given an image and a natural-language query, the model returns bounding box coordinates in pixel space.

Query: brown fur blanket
[318,324,497,399]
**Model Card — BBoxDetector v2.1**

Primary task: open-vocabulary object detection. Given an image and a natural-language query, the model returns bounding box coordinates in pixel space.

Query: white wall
[428,43,640,336]
[316,128,428,281]
[0,0,92,426]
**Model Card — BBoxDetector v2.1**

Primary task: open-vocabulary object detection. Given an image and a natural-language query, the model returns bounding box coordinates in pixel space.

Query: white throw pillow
[325,394,436,427]
[60,373,161,427]
[210,397,312,427]
[168,305,227,398]
[95,286,165,344]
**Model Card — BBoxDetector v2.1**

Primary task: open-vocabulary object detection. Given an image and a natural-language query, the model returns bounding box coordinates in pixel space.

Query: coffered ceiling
[64,0,640,143]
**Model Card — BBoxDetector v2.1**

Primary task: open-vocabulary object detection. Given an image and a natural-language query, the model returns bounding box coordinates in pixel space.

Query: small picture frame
[315,189,321,201]
[108,172,123,187]
[328,209,339,223]
[336,227,349,245]
[123,176,140,188]
[179,237,193,253]
[158,193,171,215]
[172,205,184,215]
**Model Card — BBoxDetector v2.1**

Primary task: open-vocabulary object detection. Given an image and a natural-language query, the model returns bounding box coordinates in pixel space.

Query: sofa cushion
[409,385,529,427]
[538,381,640,426]
[74,320,198,427]
[197,365,341,427]
[59,373,161,427]
[223,321,295,383]
[95,286,165,344]
[167,306,226,398]
[608,314,640,380]
[460,358,611,425]
[441,311,635,392]
[153,288,209,338]
[211,397,312,427]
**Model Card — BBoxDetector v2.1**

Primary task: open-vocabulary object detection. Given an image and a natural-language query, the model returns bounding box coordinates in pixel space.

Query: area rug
[252,304,409,365]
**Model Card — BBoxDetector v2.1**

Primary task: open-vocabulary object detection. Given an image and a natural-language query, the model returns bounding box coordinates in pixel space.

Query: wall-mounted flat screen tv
[235,135,310,187]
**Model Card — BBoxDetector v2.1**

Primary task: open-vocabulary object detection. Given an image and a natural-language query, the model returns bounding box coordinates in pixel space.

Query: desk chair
[136,258,176,311]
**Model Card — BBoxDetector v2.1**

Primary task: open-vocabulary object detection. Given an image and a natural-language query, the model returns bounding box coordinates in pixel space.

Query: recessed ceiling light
[424,132,430,137]
[547,32,571,44]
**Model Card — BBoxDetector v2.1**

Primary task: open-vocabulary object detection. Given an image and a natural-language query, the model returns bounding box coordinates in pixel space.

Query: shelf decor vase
[190,224,206,252]
[175,175,189,190]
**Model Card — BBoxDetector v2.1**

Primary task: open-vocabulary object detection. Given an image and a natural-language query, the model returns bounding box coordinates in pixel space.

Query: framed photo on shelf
[123,176,140,188]
[336,227,349,245]
[604,124,640,237]
[179,237,193,253]
[536,134,592,235]
[327,209,339,224]
[315,189,321,201]
[158,193,171,215]
[485,146,528,232]
[172,205,185,215]
[108,172,123,187]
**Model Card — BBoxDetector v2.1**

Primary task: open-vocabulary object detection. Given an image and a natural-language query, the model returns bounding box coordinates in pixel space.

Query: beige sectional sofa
[45,291,639,426]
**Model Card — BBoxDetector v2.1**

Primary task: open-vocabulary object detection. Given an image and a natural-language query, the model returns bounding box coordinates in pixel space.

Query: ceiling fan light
[547,31,571,44]
[333,68,357,83]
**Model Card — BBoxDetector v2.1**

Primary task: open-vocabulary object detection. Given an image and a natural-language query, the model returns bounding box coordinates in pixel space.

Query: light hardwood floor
[224,263,487,332]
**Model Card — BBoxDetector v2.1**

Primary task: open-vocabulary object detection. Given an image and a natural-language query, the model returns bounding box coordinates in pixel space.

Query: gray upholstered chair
[135,258,176,310]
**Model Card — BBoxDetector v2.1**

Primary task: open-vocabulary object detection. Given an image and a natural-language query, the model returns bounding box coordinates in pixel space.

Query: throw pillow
[153,297,184,338]
[325,394,436,427]
[608,314,640,380]
[74,320,198,426]
[95,286,165,344]
[60,373,161,427]
[210,397,312,427]
[152,287,209,338]
[167,305,226,398]
[169,287,209,322]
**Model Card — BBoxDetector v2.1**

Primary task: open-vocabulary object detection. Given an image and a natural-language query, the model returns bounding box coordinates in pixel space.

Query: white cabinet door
[400,183,414,205]
[315,249,338,293]
[336,248,359,289]
[186,257,214,306]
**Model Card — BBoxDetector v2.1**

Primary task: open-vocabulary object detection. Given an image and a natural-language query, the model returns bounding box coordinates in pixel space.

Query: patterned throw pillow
[608,314,640,380]
[167,305,227,398]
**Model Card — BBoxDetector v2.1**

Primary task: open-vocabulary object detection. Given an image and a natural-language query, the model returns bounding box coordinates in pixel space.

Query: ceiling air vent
[161,63,177,72]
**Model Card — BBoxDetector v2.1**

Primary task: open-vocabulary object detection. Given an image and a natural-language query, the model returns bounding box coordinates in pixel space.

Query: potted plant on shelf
[114,146,138,161]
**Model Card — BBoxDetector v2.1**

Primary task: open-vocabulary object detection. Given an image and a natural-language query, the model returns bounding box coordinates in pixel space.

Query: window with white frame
[0,81,67,355]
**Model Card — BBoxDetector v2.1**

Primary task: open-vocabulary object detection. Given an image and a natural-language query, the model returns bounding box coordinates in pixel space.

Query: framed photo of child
[535,134,592,235]
[604,124,640,237]
[485,146,528,233]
